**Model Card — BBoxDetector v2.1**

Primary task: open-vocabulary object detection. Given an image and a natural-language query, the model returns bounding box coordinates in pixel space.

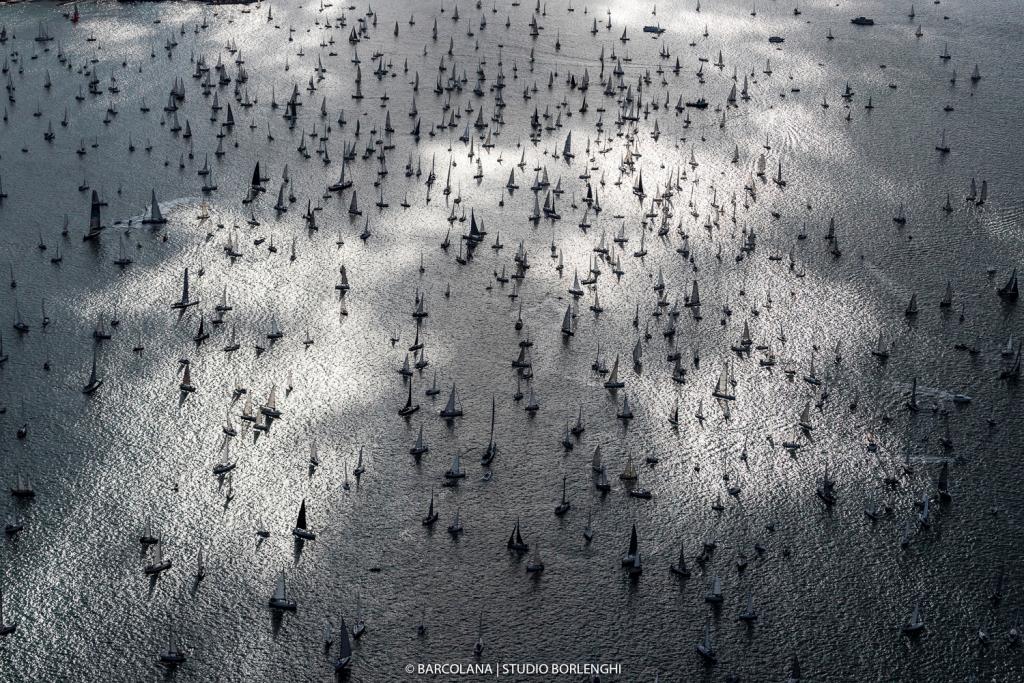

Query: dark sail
[85,190,104,240]
[334,616,353,670]
[296,499,307,530]
[338,618,352,658]
[628,524,638,556]
[997,268,1018,300]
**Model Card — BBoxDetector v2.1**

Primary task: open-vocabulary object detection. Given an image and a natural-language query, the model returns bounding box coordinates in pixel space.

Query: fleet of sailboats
[0,2,1014,678]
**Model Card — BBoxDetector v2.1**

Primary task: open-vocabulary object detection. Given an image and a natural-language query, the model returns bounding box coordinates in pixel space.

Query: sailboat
[554,476,571,515]
[671,541,690,577]
[997,268,1018,301]
[82,346,103,394]
[738,592,758,622]
[260,384,282,418]
[617,393,633,420]
[352,595,366,638]
[0,589,17,636]
[816,466,837,506]
[194,548,206,581]
[156,625,187,667]
[447,507,464,535]
[268,571,297,610]
[773,160,787,187]
[144,542,172,574]
[622,524,640,566]
[526,543,545,573]
[473,614,485,657]
[905,293,919,316]
[505,515,530,553]
[902,596,925,634]
[83,190,105,241]
[213,439,235,474]
[775,654,800,683]
[292,498,316,540]
[696,621,716,661]
[444,452,466,479]
[179,365,196,393]
[570,406,585,436]
[561,305,575,336]
[398,380,420,416]
[141,189,167,225]
[170,268,199,309]
[439,384,463,418]
[712,364,736,400]
[872,331,890,358]
[603,355,624,388]
[353,447,366,478]
[798,402,814,431]
[705,574,724,604]
[334,617,353,670]
[422,488,439,525]
[481,396,498,465]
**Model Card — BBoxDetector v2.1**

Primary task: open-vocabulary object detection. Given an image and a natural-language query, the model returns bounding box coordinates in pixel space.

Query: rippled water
[0,0,1022,680]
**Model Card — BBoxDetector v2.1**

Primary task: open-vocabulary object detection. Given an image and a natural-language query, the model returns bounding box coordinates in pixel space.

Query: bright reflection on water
[0,0,1022,680]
